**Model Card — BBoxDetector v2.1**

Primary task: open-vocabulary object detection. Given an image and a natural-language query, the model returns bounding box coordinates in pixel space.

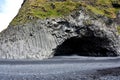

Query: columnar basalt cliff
[0,0,120,59]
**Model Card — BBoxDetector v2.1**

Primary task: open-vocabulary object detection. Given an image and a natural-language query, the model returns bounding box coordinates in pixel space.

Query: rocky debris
[0,8,120,59]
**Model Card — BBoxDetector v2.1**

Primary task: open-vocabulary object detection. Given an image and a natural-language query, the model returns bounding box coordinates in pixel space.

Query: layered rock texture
[0,0,120,59]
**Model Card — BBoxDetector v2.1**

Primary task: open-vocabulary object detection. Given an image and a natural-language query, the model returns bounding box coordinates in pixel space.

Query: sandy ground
[0,56,120,80]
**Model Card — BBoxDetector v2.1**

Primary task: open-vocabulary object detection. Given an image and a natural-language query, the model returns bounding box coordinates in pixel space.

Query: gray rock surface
[0,8,120,59]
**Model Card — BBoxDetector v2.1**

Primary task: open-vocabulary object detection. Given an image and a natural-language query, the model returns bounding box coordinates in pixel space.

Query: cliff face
[0,0,120,59]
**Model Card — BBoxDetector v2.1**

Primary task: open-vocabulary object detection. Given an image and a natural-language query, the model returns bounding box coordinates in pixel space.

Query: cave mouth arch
[54,36,116,57]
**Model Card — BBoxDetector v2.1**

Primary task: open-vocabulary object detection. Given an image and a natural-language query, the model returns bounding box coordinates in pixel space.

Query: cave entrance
[54,36,116,57]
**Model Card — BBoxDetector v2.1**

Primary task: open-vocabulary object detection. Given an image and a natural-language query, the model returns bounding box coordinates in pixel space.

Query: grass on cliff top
[10,0,120,26]
[11,0,82,25]
[86,0,120,18]
[31,0,80,18]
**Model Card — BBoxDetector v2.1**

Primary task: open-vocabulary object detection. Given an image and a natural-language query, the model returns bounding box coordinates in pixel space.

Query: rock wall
[0,21,57,59]
[0,9,120,59]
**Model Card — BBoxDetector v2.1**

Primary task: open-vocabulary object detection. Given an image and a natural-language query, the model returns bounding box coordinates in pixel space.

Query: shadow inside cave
[54,36,117,57]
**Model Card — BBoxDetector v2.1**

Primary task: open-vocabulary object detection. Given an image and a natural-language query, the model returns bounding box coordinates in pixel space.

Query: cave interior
[54,36,116,57]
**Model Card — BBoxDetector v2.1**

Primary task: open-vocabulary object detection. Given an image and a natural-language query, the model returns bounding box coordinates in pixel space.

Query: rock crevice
[0,8,120,59]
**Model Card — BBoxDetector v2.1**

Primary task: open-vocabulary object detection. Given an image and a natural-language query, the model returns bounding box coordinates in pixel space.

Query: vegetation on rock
[10,0,120,26]
[1,0,120,59]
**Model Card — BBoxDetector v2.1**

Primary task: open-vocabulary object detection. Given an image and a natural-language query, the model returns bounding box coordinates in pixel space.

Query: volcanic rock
[0,0,120,59]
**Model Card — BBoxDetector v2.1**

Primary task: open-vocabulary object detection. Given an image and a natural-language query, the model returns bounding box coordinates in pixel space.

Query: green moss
[10,0,33,26]
[86,0,120,18]
[31,0,82,18]
[86,5,104,15]
[10,0,120,26]
[11,0,83,26]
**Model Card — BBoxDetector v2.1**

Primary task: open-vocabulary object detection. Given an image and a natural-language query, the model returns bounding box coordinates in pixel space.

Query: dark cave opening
[54,37,116,57]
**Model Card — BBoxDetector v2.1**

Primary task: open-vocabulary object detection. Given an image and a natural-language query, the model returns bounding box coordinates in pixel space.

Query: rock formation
[117,11,120,25]
[0,0,120,59]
